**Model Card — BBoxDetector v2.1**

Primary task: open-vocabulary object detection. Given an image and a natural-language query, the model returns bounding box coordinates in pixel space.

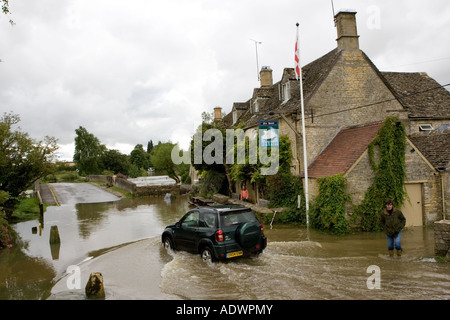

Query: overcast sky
[1,0,449,161]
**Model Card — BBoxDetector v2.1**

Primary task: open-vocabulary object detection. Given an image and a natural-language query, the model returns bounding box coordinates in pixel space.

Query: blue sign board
[259,120,279,148]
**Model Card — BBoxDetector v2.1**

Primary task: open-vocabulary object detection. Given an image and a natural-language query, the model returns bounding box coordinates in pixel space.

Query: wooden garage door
[400,184,423,227]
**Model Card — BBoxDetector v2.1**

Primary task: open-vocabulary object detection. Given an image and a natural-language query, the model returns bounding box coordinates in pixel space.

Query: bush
[0,191,15,249]
[198,170,227,198]
[310,174,350,235]
[12,197,41,221]
[0,216,14,249]
[265,171,304,223]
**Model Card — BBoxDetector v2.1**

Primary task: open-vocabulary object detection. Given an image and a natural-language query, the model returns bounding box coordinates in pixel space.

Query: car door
[175,210,199,252]
[198,211,218,240]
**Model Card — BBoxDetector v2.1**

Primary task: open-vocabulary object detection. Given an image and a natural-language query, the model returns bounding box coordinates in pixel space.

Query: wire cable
[306,83,450,120]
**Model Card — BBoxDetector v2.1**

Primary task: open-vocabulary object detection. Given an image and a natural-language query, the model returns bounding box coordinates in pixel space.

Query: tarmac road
[49,183,120,205]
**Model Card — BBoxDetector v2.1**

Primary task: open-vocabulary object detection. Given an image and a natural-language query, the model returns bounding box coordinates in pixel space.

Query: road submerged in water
[1,183,449,300]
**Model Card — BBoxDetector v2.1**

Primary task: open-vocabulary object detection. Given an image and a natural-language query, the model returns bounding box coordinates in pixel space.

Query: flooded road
[1,193,449,300]
[159,226,449,300]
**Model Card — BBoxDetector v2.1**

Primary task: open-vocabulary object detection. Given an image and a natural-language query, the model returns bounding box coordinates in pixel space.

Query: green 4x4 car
[162,205,267,262]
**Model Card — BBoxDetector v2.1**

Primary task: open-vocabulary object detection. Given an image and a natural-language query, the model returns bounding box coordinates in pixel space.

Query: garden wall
[434,220,450,258]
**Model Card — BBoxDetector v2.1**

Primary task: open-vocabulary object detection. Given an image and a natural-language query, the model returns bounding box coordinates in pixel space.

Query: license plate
[226,251,243,258]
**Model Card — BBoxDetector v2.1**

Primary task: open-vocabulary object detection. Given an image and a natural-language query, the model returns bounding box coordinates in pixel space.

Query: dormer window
[282,82,291,102]
[233,110,237,124]
[253,100,259,113]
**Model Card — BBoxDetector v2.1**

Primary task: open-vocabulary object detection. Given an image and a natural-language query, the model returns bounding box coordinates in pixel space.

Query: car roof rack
[209,204,250,213]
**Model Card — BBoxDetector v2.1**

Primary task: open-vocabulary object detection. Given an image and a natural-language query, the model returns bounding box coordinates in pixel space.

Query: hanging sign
[259,120,279,148]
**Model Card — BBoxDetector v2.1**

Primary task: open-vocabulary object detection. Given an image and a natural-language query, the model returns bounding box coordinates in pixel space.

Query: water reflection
[1,195,190,300]
[2,194,449,300]
[0,245,55,300]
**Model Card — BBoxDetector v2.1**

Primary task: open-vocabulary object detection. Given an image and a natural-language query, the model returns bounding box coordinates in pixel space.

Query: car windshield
[220,210,257,226]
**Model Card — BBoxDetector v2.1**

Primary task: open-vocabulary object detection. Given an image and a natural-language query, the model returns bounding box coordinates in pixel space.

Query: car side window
[200,212,217,228]
[181,211,199,228]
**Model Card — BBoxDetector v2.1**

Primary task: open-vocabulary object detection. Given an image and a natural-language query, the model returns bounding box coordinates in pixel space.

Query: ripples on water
[160,239,450,300]
[2,194,449,300]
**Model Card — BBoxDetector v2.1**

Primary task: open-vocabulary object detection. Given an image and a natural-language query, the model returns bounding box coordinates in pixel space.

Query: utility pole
[295,22,310,228]
[250,39,262,81]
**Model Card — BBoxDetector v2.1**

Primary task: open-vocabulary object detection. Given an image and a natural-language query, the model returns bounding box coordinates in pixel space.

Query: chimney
[335,11,360,51]
[213,107,222,122]
[260,66,273,87]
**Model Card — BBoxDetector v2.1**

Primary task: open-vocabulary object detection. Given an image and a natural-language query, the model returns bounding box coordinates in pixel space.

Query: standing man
[380,198,406,257]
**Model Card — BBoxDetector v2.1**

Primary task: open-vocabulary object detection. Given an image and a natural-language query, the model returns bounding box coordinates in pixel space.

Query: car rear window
[220,210,258,226]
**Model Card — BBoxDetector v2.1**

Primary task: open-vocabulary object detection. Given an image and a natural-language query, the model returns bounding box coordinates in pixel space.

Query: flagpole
[295,22,310,228]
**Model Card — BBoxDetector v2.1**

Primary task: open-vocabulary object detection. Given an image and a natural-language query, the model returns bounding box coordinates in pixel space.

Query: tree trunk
[224,164,233,197]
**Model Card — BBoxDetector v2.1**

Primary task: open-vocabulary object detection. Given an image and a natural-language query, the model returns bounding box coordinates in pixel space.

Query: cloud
[1,0,449,161]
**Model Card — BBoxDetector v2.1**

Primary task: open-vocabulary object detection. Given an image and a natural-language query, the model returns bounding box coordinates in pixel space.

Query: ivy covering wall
[310,174,350,235]
[357,117,407,231]
[310,117,406,234]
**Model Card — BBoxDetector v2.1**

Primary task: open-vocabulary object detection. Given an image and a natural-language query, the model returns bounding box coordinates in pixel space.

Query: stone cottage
[213,10,450,226]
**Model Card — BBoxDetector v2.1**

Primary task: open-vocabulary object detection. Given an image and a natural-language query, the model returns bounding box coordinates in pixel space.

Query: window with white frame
[419,124,433,131]
[253,100,259,113]
[282,82,290,102]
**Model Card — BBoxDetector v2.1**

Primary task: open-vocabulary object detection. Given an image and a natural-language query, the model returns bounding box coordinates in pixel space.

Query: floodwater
[1,194,449,300]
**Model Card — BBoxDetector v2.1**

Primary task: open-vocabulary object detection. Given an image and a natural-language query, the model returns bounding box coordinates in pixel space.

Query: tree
[130,144,151,171]
[150,142,180,183]
[190,120,231,196]
[73,126,106,175]
[1,0,13,25]
[101,149,130,175]
[146,140,154,154]
[0,112,59,219]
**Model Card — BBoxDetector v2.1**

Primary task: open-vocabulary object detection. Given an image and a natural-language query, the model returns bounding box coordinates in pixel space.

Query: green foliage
[178,162,191,184]
[0,112,59,219]
[266,171,302,208]
[230,134,293,184]
[190,121,226,174]
[265,171,305,223]
[130,144,151,170]
[150,142,181,183]
[310,174,350,235]
[230,134,303,223]
[12,196,41,221]
[198,169,227,198]
[73,126,106,175]
[146,140,154,154]
[264,137,304,223]
[190,120,232,195]
[1,0,13,25]
[100,149,131,176]
[0,191,15,248]
[357,117,407,231]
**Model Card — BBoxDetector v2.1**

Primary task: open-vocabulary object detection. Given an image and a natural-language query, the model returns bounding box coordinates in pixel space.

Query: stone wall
[300,50,407,169]
[88,175,183,196]
[444,172,449,220]
[114,177,137,194]
[434,220,450,257]
[134,184,180,197]
[87,175,108,183]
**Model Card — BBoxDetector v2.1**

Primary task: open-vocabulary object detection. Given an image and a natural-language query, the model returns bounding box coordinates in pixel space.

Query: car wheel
[163,236,173,250]
[200,247,214,263]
